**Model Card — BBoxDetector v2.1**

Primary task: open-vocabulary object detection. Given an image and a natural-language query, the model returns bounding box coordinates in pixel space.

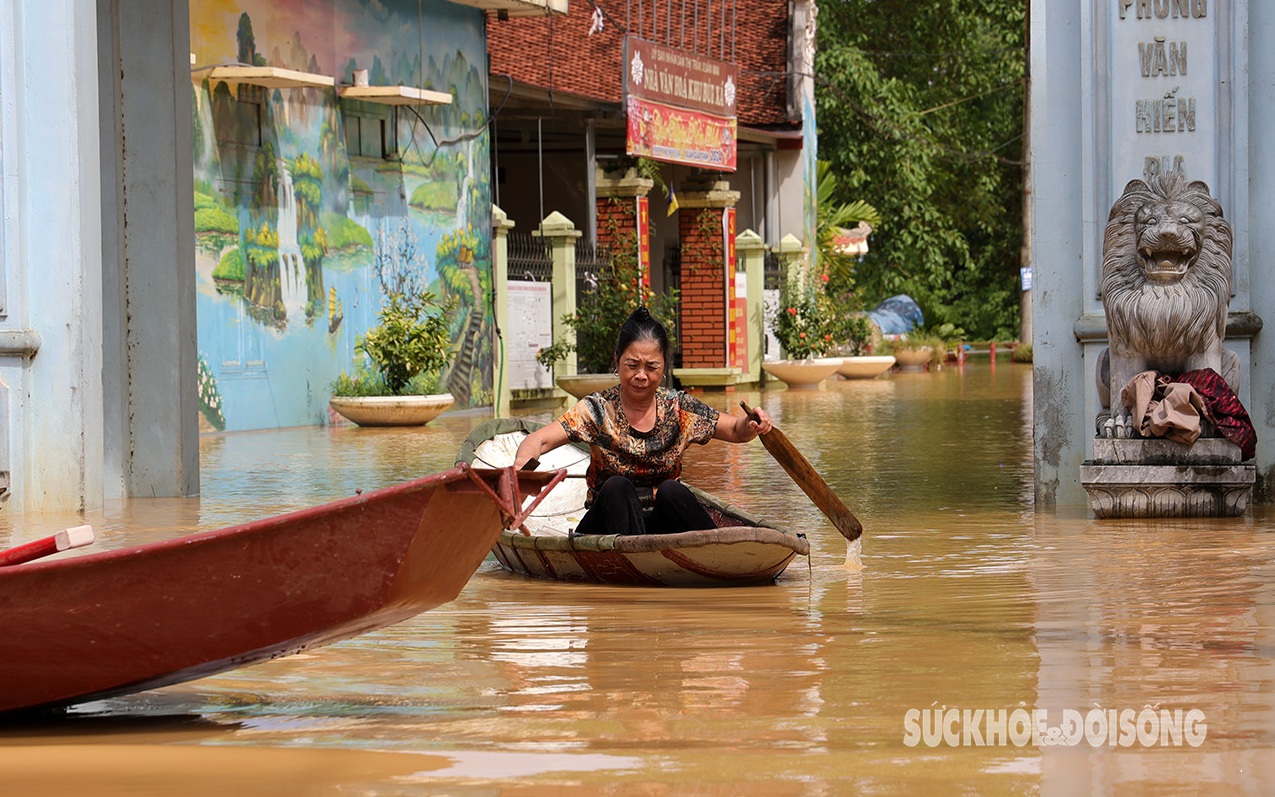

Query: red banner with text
[624,36,738,172]
[637,196,651,286]
[626,98,737,171]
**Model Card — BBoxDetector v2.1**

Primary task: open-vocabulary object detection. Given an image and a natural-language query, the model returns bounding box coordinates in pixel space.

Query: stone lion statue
[1097,174,1235,437]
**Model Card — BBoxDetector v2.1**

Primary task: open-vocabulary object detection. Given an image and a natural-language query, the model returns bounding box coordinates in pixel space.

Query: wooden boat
[457,419,809,587]
[0,464,563,715]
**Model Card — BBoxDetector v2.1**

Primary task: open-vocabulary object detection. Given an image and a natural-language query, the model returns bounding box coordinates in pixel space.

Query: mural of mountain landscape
[190,0,492,431]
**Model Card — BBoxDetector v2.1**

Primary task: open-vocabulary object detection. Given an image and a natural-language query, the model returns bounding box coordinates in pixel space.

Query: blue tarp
[867,295,924,336]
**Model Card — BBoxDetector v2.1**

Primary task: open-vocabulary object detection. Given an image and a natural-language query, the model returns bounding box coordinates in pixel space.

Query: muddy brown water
[2,363,1274,795]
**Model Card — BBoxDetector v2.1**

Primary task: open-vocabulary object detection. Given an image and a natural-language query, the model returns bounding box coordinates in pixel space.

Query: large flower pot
[329,394,454,427]
[762,358,843,389]
[556,373,619,400]
[836,355,896,380]
[892,347,933,371]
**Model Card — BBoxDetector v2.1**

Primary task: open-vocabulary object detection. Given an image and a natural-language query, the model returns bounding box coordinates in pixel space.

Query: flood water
[2,362,1274,795]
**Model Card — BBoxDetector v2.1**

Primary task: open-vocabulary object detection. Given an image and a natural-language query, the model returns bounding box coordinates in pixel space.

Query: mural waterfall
[190,0,492,432]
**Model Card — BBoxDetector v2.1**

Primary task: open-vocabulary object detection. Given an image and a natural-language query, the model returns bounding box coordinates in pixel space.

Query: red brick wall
[678,208,727,368]
[487,0,794,128]
[596,196,637,259]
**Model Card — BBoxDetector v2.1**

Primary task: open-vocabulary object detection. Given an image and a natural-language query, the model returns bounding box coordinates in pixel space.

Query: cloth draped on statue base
[1119,368,1256,460]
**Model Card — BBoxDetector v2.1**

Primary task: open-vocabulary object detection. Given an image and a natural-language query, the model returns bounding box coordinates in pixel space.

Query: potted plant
[810,160,892,380]
[881,324,962,372]
[880,335,935,371]
[329,237,457,426]
[536,256,679,400]
[833,313,896,379]
[534,337,616,400]
[763,276,843,389]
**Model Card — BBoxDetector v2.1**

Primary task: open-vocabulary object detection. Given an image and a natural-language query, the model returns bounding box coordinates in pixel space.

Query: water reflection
[2,363,1274,794]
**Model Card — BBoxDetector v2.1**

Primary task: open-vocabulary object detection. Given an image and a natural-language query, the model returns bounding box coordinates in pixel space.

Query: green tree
[236,13,257,67]
[816,0,1026,339]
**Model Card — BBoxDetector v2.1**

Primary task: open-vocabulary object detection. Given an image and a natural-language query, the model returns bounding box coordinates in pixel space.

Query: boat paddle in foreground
[457,418,809,587]
[0,464,563,715]
[740,400,864,568]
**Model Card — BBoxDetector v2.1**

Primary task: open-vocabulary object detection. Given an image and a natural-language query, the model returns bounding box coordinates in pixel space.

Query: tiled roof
[487,0,796,127]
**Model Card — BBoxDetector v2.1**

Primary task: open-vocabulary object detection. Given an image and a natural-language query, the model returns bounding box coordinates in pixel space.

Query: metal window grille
[664,243,683,366]
[763,250,782,290]
[507,231,552,282]
[574,240,612,306]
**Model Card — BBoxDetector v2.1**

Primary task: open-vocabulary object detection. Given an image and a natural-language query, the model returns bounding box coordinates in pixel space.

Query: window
[214,96,264,148]
[343,108,397,159]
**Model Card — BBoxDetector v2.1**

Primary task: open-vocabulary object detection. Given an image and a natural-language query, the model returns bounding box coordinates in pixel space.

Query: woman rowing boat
[514,306,772,536]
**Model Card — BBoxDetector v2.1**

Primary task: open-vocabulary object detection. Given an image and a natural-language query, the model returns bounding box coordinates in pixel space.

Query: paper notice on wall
[507,281,554,390]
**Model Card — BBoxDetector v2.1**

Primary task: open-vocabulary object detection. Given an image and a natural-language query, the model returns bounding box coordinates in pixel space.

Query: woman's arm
[514,421,571,468]
[711,406,772,443]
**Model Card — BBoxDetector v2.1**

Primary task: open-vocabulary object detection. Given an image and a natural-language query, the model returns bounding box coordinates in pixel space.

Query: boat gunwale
[496,524,810,555]
[0,465,487,576]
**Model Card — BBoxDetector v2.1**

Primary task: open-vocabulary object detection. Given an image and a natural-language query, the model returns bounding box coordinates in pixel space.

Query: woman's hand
[738,406,772,439]
[514,422,570,469]
[713,406,772,443]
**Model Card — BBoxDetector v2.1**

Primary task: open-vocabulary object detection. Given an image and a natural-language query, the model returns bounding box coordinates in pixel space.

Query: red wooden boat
[0,464,563,714]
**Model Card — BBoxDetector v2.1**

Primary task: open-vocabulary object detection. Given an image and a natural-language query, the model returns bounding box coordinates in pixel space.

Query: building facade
[0,0,813,512]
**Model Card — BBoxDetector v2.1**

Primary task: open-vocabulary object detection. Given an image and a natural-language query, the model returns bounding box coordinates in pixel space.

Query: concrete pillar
[735,230,767,386]
[533,211,582,378]
[774,234,807,287]
[773,234,808,359]
[98,0,198,500]
[0,1,104,512]
[673,177,741,388]
[491,205,515,417]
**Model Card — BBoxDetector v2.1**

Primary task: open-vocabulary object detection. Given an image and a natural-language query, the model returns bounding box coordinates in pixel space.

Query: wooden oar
[0,525,95,567]
[740,401,863,542]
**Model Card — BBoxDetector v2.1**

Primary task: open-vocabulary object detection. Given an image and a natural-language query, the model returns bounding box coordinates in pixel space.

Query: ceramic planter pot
[556,373,620,400]
[836,355,897,379]
[329,394,454,427]
[762,358,843,389]
[892,347,934,371]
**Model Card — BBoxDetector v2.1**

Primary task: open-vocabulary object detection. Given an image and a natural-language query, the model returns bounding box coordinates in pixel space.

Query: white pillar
[1,1,105,512]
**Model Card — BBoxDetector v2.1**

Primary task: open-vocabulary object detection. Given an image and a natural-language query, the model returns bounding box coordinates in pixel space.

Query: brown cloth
[1120,371,1208,445]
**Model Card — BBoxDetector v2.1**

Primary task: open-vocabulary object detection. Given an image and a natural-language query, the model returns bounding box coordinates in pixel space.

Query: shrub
[537,262,679,374]
[769,276,838,359]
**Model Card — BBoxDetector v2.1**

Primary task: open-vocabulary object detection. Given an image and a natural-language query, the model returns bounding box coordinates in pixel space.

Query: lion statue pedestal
[1079,175,1255,518]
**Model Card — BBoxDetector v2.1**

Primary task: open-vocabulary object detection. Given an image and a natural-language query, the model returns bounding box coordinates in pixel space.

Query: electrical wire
[393,74,514,168]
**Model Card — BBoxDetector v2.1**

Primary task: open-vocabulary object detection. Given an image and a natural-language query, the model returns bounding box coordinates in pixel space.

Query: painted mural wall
[190,0,492,432]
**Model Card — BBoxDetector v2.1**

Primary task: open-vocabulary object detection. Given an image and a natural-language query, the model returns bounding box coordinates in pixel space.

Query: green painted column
[491,205,515,417]
[773,234,808,358]
[735,229,767,386]
[533,212,582,382]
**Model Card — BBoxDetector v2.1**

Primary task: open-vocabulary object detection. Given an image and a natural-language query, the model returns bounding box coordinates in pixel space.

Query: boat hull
[0,466,541,714]
[459,418,810,587]
[491,525,806,587]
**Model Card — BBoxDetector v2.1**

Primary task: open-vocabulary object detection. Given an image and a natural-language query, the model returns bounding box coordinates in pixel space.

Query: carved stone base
[1081,439,1255,517]
[1091,437,1243,465]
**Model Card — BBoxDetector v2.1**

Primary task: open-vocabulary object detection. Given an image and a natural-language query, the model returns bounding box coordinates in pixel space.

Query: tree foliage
[349,221,457,395]
[816,0,1026,339]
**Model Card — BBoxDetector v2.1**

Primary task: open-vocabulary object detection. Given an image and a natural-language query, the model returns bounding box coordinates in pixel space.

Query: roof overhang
[339,85,453,106]
[449,0,568,18]
[204,65,334,89]
[738,125,803,148]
